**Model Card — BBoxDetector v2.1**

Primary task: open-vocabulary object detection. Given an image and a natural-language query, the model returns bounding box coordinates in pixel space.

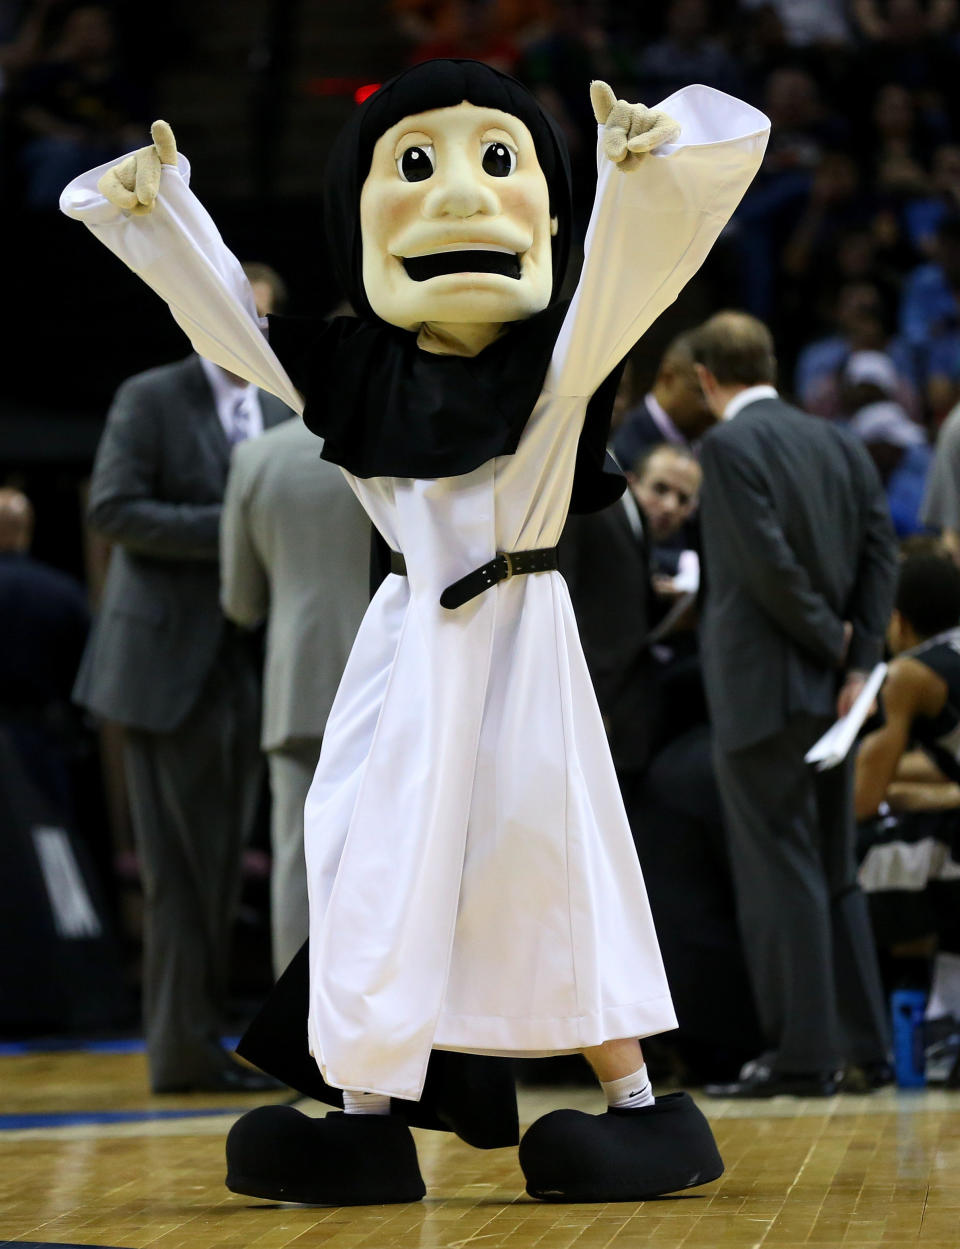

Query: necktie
[227,394,252,445]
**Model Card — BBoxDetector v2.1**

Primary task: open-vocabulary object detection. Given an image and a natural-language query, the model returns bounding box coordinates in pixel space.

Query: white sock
[600,1063,654,1110]
[342,1089,391,1115]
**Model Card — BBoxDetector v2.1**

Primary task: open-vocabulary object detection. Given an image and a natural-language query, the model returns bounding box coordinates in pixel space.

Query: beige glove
[97,120,178,215]
[590,82,680,171]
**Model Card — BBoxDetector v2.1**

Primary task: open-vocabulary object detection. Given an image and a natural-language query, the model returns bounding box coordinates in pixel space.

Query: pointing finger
[589,80,616,125]
[150,119,178,165]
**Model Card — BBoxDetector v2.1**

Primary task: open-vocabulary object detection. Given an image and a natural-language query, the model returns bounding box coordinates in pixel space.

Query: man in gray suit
[221,419,369,978]
[692,311,897,1097]
[76,266,292,1092]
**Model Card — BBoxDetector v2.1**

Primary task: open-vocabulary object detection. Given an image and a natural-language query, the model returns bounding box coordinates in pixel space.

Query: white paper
[672,549,700,593]
[805,662,888,771]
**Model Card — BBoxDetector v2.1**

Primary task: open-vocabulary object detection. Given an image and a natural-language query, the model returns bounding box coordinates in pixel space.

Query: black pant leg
[713,717,843,1073]
[123,634,262,1088]
[815,759,891,1064]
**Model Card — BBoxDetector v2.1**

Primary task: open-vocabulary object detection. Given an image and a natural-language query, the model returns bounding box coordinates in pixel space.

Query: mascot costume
[61,59,769,1205]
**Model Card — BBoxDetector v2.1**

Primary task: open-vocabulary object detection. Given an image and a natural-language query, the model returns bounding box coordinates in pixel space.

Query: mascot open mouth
[402,248,522,281]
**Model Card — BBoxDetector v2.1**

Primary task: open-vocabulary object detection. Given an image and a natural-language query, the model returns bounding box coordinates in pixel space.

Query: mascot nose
[422,155,499,219]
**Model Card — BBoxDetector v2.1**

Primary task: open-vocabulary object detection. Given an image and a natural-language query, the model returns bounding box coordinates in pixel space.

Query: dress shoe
[704,1059,839,1098]
[155,1056,287,1094]
[840,1060,895,1093]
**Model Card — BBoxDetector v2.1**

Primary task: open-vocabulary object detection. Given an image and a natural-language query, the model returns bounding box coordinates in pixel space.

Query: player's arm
[854,658,933,820]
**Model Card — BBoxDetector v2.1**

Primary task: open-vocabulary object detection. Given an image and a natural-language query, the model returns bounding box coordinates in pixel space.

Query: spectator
[902,142,960,256]
[12,4,149,207]
[0,485,130,1035]
[634,0,741,102]
[852,0,958,100]
[515,2,618,233]
[899,216,960,356]
[869,83,937,201]
[0,0,56,86]
[735,67,843,317]
[921,391,960,560]
[780,152,878,312]
[612,332,713,471]
[401,0,519,70]
[795,281,920,419]
[220,418,370,979]
[846,388,932,537]
[692,310,897,1097]
[740,0,853,48]
[74,266,292,1093]
[0,486,89,813]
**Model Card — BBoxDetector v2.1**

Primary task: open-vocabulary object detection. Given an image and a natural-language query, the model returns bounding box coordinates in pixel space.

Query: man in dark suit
[611,331,714,472]
[692,310,898,1097]
[561,441,703,792]
[75,266,292,1093]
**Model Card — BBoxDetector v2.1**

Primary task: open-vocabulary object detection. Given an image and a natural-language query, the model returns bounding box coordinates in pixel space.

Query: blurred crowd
[388,0,960,526]
[0,2,156,207]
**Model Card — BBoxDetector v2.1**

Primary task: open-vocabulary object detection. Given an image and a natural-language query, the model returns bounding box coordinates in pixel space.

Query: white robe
[62,85,769,1101]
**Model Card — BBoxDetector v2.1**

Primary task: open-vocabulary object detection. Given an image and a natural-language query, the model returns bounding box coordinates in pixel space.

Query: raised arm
[549,83,770,399]
[59,122,302,413]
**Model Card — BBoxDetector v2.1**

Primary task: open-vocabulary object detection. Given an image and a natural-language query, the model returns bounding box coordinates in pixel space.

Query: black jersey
[907,627,960,783]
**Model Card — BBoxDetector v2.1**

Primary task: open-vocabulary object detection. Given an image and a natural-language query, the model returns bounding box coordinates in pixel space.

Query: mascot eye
[397,145,435,182]
[481,141,516,177]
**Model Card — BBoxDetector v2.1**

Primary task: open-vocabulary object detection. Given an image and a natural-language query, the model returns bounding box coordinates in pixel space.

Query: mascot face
[360,101,558,330]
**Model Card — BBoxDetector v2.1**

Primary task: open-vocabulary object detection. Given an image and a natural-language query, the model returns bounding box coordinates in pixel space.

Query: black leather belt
[389,547,559,610]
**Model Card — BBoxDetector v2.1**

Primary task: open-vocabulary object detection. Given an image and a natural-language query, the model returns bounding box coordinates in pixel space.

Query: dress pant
[267,737,322,979]
[123,630,262,1089]
[713,713,889,1074]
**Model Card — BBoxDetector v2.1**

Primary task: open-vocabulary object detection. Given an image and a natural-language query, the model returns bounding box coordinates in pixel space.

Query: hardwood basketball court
[1,1046,958,1248]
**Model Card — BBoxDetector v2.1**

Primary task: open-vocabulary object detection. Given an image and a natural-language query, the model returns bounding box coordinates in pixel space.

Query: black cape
[268,307,626,513]
[238,944,520,1149]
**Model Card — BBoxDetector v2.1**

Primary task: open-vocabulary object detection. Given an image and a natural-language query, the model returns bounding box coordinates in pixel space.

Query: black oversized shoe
[225,1105,426,1205]
[518,1091,723,1203]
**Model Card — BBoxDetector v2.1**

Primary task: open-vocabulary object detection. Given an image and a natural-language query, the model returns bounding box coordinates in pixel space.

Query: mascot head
[324,59,572,330]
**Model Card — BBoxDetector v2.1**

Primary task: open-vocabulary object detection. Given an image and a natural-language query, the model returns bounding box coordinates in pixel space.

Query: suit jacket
[74,356,291,733]
[612,395,684,471]
[698,396,897,752]
[559,494,660,774]
[220,419,370,751]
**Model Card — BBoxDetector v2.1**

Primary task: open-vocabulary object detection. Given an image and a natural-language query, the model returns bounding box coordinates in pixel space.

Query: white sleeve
[59,154,304,414]
[547,85,770,399]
